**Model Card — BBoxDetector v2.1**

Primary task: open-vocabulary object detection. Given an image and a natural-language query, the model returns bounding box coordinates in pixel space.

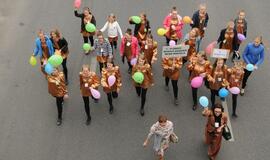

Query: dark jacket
[50,37,69,53]
[234,18,247,37]
[190,10,209,28]
[129,19,151,36]
[74,10,96,32]
[217,28,238,51]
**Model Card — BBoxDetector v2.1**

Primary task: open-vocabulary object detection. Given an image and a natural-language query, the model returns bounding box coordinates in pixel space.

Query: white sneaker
[240,89,245,96]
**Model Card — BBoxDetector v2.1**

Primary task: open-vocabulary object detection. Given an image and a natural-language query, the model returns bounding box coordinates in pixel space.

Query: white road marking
[222,100,235,142]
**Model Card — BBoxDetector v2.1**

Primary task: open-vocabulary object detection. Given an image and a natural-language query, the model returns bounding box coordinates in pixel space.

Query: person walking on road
[240,36,264,96]
[182,28,200,64]
[140,34,158,66]
[202,103,228,160]
[143,115,175,160]
[50,29,69,85]
[79,65,100,125]
[47,68,68,126]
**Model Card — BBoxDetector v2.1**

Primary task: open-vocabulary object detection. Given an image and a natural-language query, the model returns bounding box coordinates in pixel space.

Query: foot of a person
[65,79,69,85]
[86,116,91,125]
[192,105,197,111]
[240,89,245,96]
[57,118,62,126]
[232,113,238,118]
[140,108,145,116]
[174,98,179,105]
[128,68,132,74]
[165,85,169,91]
[109,106,114,114]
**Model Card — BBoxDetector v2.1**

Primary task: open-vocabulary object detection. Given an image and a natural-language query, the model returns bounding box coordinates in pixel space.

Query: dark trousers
[62,58,68,81]
[166,37,177,46]
[56,97,64,119]
[83,36,94,46]
[135,87,148,109]
[242,69,252,89]
[192,87,198,105]
[232,94,238,114]
[165,77,178,98]
[110,41,117,53]
[210,89,219,107]
[82,96,90,118]
[99,62,107,73]
[122,56,132,70]
[107,92,118,107]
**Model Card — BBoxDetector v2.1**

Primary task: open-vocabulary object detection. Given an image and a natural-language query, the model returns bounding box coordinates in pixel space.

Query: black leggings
[242,69,252,89]
[192,87,198,105]
[122,56,132,70]
[210,89,219,107]
[107,92,118,107]
[135,87,148,109]
[62,58,68,81]
[83,36,94,46]
[165,77,178,98]
[82,96,90,118]
[232,94,238,114]
[110,41,117,51]
[56,97,64,119]
[99,62,106,73]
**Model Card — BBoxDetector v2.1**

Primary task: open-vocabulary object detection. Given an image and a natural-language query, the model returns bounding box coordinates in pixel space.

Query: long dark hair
[212,103,224,112]
[211,58,225,75]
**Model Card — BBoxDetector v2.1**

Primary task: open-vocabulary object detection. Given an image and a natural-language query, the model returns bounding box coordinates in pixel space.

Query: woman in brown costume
[101,59,122,114]
[162,57,182,105]
[47,68,68,126]
[79,65,100,125]
[187,52,211,110]
[183,28,200,64]
[132,54,154,116]
[141,34,158,66]
[202,103,228,160]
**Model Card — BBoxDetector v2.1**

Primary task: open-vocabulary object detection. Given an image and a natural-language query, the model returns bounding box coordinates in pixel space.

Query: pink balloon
[90,88,101,99]
[237,33,246,42]
[205,41,217,55]
[191,76,203,88]
[169,40,176,46]
[229,87,240,94]
[108,75,116,87]
[64,94,69,99]
[74,0,81,8]
[130,58,137,66]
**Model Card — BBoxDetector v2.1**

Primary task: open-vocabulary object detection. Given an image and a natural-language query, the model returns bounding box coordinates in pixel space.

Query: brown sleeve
[202,108,212,117]
[115,66,122,87]
[101,68,108,87]
[146,64,154,84]
[79,73,83,89]
[91,73,100,88]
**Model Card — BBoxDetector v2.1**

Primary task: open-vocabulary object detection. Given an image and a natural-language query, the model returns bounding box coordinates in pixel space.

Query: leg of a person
[62,58,68,81]
[127,61,132,70]
[107,93,113,106]
[232,94,238,114]
[210,89,216,107]
[82,96,90,118]
[242,69,252,89]
[172,80,178,98]
[83,36,88,43]
[192,87,198,105]
[166,37,170,46]
[113,40,117,49]
[56,97,64,119]
[110,41,114,53]
[112,91,118,98]
[136,86,141,96]
[89,36,94,46]
[141,88,148,109]
[165,77,170,86]
[99,62,104,73]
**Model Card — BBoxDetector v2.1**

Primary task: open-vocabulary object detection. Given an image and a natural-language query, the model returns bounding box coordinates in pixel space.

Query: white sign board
[211,48,229,59]
[162,45,190,58]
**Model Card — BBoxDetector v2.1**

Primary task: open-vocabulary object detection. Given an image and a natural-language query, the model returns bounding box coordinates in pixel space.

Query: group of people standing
[31,2,264,160]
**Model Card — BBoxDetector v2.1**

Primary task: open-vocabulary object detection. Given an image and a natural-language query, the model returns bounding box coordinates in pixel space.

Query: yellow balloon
[183,16,192,24]
[157,28,166,36]
[29,56,37,66]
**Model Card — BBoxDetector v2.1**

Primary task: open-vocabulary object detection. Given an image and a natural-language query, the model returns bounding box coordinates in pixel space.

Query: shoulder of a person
[114,66,119,70]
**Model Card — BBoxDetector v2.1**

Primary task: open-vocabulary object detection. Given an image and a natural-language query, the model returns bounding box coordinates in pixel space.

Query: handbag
[169,132,179,143]
[222,125,232,140]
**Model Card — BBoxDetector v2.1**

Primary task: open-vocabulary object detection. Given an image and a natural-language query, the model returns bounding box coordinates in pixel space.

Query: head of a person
[199,3,207,16]
[96,31,104,44]
[234,61,244,74]
[171,6,178,19]
[108,13,116,23]
[216,58,225,69]
[253,36,262,47]
[238,10,246,20]
[213,103,224,117]
[158,115,168,127]
[190,28,199,37]
[146,34,153,44]
[138,54,146,65]
[140,12,147,21]
[107,58,114,70]
[83,7,91,16]
[82,64,90,75]
[50,29,61,40]
[38,30,45,41]
[125,28,132,41]
[226,21,235,32]
[197,51,207,64]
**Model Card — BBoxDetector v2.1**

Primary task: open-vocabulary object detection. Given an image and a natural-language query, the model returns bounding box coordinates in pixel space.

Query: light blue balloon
[219,88,229,98]
[246,64,254,71]
[45,63,54,75]
[199,96,209,107]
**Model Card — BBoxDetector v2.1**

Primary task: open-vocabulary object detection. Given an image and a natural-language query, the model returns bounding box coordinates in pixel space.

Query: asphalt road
[0,0,270,160]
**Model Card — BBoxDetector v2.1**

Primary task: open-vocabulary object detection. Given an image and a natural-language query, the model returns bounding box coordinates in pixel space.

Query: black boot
[109,105,114,114]
[140,108,145,116]
[86,116,91,125]
[57,118,62,126]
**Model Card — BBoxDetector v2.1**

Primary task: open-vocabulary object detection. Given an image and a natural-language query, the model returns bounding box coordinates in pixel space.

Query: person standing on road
[162,57,182,105]
[50,29,69,85]
[33,30,54,76]
[190,3,209,51]
[47,68,68,126]
[74,6,96,51]
[100,13,123,53]
[187,52,211,110]
[202,103,228,160]
[182,28,200,64]
[143,115,174,160]
[140,34,158,66]
[233,10,248,61]
[120,28,140,74]
[227,61,244,118]
[79,65,100,125]
[240,36,264,96]
[207,58,229,107]
[163,6,184,45]
[132,54,154,116]
[129,12,151,46]
[93,31,113,73]
[101,59,122,114]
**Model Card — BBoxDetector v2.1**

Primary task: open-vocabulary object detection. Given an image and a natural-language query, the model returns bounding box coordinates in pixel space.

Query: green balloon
[48,55,63,67]
[85,23,96,32]
[133,72,144,84]
[83,43,91,51]
[131,16,141,24]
